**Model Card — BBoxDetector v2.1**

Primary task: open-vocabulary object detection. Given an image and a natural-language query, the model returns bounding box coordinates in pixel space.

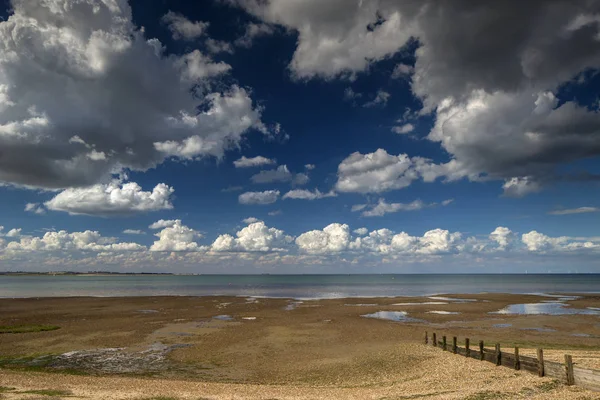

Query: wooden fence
[425,331,600,392]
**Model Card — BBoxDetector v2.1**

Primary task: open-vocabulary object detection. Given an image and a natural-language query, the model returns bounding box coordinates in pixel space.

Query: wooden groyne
[425,331,600,392]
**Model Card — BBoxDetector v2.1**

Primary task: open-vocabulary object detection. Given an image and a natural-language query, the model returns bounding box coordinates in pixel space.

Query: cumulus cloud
[392,124,414,135]
[44,180,174,216]
[234,156,276,168]
[296,223,351,254]
[353,227,368,236]
[490,227,513,250]
[162,11,209,40]
[304,164,316,170]
[239,190,280,205]
[0,0,268,189]
[243,217,261,224]
[150,220,203,252]
[211,221,292,252]
[229,0,600,194]
[343,87,362,101]
[205,38,234,54]
[25,203,46,215]
[292,173,310,186]
[5,230,145,253]
[149,219,179,230]
[282,189,337,200]
[335,149,446,194]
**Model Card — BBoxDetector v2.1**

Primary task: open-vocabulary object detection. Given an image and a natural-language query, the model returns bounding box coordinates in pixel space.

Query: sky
[0,0,600,273]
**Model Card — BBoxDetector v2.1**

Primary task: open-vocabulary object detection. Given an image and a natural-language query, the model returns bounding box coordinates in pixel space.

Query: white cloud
[228,0,413,79]
[282,189,337,200]
[522,231,568,252]
[25,203,46,215]
[239,190,280,205]
[335,149,443,194]
[243,217,261,224]
[234,22,275,48]
[149,219,179,230]
[502,177,542,197]
[392,124,414,135]
[357,199,426,217]
[391,63,413,79]
[211,221,292,252]
[205,38,234,54]
[0,1,268,189]
[6,230,145,253]
[150,220,203,252]
[356,198,453,217]
[251,165,292,184]
[363,90,390,108]
[268,210,282,216]
[304,164,316,170]
[343,87,362,101]
[490,227,513,250]
[123,229,145,235]
[296,223,351,254]
[234,156,276,168]
[292,173,310,186]
[549,207,600,215]
[353,227,368,236]
[162,11,209,40]
[5,228,22,237]
[44,180,174,216]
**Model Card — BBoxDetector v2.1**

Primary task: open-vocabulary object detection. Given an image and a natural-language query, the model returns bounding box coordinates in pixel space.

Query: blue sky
[0,0,599,273]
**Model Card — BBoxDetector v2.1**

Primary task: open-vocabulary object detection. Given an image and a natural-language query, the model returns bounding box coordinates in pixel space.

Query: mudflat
[1,293,599,399]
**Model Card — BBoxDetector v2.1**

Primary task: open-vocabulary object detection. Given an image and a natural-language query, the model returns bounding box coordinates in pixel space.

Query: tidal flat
[1,293,599,399]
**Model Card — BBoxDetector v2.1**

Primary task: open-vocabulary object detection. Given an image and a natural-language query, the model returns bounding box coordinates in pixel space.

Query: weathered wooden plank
[465,338,470,358]
[479,341,484,361]
[495,343,501,366]
[544,361,567,382]
[573,367,600,392]
[453,336,457,354]
[424,331,428,345]
[514,347,520,371]
[432,332,437,347]
[443,335,447,351]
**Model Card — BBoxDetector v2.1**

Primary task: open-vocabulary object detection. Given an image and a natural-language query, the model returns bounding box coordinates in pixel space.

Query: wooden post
[465,338,470,358]
[537,348,545,377]
[495,343,501,366]
[424,331,428,345]
[442,335,447,351]
[432,332,437,347]
[564,354,574,385]
[479,340,484,361]
[452,336,457,354]
[514,346,520,370]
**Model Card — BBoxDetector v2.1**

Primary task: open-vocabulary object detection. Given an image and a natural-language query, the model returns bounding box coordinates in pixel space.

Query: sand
[1,293,599,399]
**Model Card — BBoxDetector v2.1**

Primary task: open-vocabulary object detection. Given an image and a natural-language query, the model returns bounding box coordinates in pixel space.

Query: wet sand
[1,293,599,399]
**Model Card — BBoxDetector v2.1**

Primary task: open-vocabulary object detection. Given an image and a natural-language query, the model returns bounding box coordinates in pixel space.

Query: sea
[1,274,599,299]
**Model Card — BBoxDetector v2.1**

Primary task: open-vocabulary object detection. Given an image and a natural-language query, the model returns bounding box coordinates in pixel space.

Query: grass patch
[0,325,60,334]
[0,387,15,393]
[535,379,562,392]
[21,389,72,396]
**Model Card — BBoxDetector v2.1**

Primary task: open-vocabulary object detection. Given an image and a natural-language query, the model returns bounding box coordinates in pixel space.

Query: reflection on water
[344,303,378,307]
[428,296,477,303]
[213,315,233,321]
[361,311,422,323]
[427,310,460,315]
[492,302,600,315]
[392,301,448,305]
[493,323,512,328]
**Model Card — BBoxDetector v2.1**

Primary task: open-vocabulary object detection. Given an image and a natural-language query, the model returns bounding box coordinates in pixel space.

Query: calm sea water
[1,274,599,299]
